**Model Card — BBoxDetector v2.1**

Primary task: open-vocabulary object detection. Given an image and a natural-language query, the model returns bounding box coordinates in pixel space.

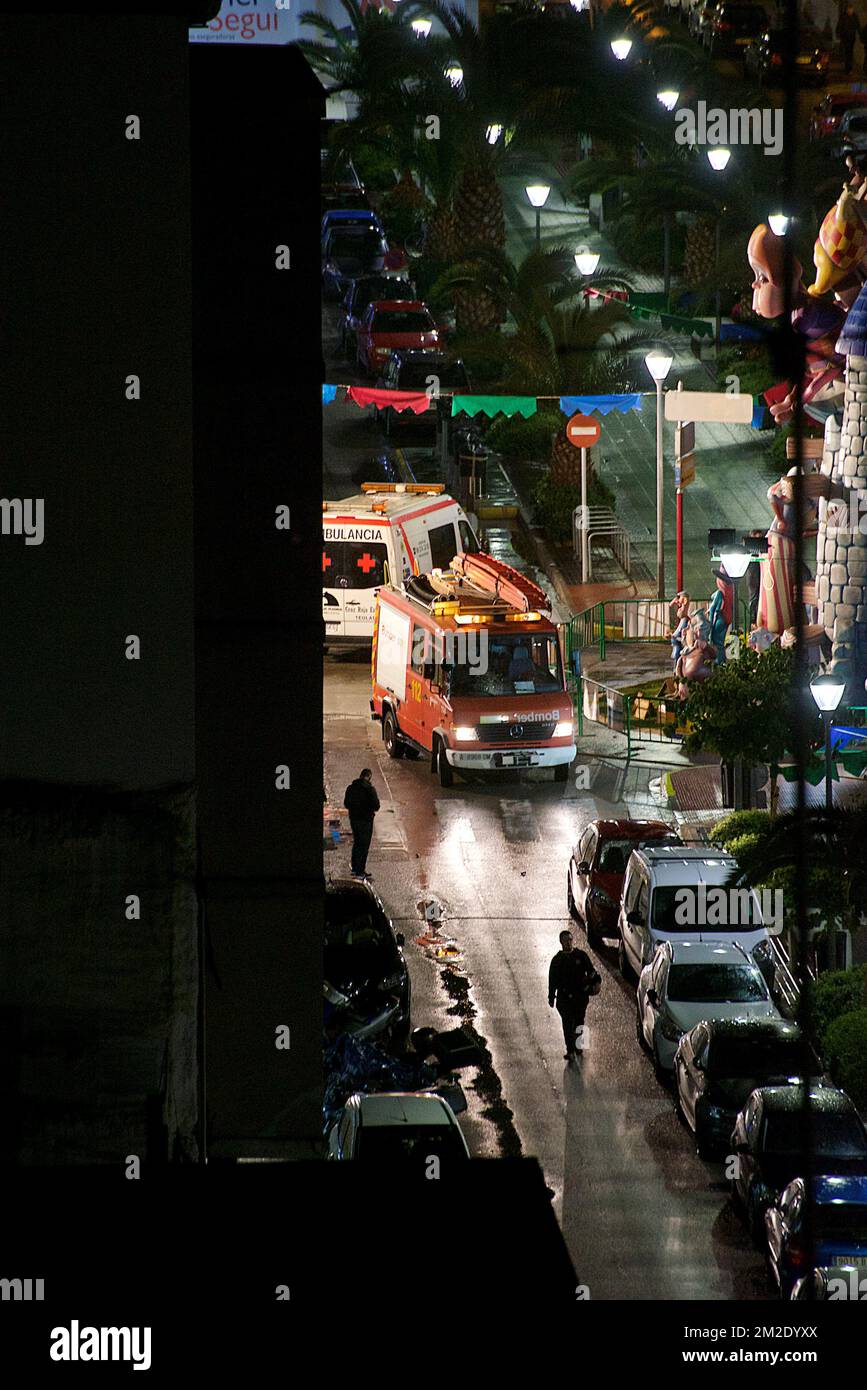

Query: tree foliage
[681,644,795,769]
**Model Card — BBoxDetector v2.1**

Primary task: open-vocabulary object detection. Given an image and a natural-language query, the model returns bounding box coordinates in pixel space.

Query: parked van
[617,845,775,981]
[371,552,576,786]
[323,484,479,645]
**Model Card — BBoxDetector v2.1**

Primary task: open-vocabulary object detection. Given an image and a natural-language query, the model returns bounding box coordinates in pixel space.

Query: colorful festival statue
[708,568,734,662]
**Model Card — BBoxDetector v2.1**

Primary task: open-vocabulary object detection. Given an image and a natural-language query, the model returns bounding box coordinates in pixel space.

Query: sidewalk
[498,168,781,604]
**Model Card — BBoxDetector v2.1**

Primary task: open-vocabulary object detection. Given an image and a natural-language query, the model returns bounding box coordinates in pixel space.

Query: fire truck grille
[476,720,556,743]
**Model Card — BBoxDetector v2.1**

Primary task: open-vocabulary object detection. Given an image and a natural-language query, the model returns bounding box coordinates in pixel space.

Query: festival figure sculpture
[708,569,734,663]
[670,591,690,665]
[757,471,818,635]
[674,612,717,699]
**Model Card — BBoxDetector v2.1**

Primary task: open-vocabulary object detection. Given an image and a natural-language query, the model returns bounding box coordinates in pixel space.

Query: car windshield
[764,1113,867,1158]
[397,362,469,390]
[725,5,766,24]
[330,233,384,259]
[355,281,414,311]
[709,1035,802,1078]
[651,883,762,930]
[324,900,391,952]
[356,1124,467,1162]
[596,835,677,874]
[846,115,867,132]
[447,632,564,697]
[372,310,434,333]
[814,1206,867,1240]
[666,963,769,1003]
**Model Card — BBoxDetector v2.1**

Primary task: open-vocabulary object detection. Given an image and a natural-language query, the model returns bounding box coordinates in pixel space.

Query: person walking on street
[344,767,380,880]
[838,2,859,74]
[548,929,601,1061]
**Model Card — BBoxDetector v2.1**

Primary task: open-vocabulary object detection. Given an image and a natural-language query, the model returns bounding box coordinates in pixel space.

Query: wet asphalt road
[323,298,773,1299]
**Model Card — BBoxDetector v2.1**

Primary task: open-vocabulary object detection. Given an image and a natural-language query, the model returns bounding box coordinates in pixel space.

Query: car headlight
[454,726,477,741]
[658,1014,682,1042]
[752,938,773,963]
[553,720,573,738]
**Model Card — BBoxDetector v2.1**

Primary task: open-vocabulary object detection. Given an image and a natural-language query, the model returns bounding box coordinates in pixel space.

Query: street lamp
[611,38,632,60]
[444,62,463,87]
[720,545,750,649]
[768,212,790,237]
[707,146,731,171]
[708,150,731,349]
[645,350,673,600]
[574,247,600,275]
[811,673,845,814]
[657,89,679,112]
[526,182,551,247]
[412,17,432,36]
[486,123,503,145]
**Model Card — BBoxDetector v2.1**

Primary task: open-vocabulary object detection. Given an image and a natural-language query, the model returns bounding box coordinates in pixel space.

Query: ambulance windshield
[447,632,563,697]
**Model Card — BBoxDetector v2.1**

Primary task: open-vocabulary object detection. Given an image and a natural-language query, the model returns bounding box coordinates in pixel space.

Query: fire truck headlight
[554,721,573,738]
[454,726,478,741]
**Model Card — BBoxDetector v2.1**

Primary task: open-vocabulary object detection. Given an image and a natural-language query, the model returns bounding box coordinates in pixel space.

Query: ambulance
[371,552,576,786]
[322,484,478,645]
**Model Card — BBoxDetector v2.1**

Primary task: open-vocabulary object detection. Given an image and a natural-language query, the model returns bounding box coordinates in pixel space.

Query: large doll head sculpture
[748,224,802,318]
[809,193,867,305]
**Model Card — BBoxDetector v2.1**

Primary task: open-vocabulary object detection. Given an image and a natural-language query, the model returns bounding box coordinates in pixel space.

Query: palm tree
[431,244,654,483]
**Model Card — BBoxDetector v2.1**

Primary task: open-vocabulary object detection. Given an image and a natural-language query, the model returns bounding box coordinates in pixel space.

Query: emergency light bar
[359,482,445,495]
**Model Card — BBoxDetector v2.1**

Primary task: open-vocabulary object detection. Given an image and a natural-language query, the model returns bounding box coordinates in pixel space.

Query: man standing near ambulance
[344,767,380,880]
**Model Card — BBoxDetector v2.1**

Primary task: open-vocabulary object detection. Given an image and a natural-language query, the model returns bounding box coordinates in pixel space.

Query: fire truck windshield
[447,632,563,697]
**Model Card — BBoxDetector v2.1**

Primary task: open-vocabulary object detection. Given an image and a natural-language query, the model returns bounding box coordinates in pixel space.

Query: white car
[327,1091,471,1163]
[636,939,780,1078]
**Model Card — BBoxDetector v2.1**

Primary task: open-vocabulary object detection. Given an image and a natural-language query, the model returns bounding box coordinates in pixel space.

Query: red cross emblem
[357,552,377,574]
[322,552,332,572]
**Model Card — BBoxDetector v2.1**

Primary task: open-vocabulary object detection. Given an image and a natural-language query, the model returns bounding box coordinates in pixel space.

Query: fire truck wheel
[554,762,569,783]
[383,711,405,759]
[436,740,454,788]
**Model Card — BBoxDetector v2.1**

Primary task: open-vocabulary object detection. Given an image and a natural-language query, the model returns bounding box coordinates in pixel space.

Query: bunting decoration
[451,395,538,419]
[346,386,431,414]
[560,394,642,416]
[321,384,338,405]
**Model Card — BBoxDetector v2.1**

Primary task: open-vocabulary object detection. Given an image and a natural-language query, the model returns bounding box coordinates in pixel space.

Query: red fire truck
[371,552,576,786]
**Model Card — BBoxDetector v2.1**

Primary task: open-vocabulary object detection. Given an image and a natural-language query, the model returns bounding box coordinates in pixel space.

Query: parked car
[743,27,830,86]
[791,1262,867,1300]
[766,1176,867,1297]
[373,350,471,435]
[835,105,867,156]
[810,87,867,141]
[324,877,411,1041]
[567,818,680,950]
[703,1,769,55]
[355,300,440,375]
[689,0,715,38]
[339,275,417,356]
[731,1085,867,1240]
[327,1090,471,1164]
[674,1017,811,1157]
[617,845,774,982]
[322,226,389,298]
[636,939,779,1078]
[321,208,384,248]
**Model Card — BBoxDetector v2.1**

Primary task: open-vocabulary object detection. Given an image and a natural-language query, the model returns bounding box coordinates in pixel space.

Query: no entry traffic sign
[565,413,601,448]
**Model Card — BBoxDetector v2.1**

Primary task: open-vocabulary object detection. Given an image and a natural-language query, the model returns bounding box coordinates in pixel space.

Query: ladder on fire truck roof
[405,552,551,617]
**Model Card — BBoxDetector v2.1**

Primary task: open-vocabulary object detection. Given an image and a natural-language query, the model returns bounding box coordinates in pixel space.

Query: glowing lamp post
[526,182,551,248]
[645,351,673,600]
[574,248,600,276]
[611,38,632,60]
[412,17,432,37]
[720,546,751,649]
[811,674,845,814]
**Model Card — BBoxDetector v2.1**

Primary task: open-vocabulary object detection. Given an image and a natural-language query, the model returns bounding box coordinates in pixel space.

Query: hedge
[806,964,867,1048]
[709,810,771,847]
[824,1008,867,1110]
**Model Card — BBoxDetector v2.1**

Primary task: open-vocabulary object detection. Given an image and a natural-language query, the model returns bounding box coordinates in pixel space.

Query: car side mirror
[627,909,643,926]
[422,663,436,681]
[577,860,590,875]
[646,988,659,1008]
[395,931,405,947]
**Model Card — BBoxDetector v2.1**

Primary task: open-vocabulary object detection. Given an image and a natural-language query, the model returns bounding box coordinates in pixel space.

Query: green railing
[570,597,753,664]
[578,674,686,756]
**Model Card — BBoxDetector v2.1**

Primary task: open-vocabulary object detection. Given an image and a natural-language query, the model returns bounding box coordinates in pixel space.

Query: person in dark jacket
[838,2,859,73]
[344,768,380,880]
[548,930,601,1061]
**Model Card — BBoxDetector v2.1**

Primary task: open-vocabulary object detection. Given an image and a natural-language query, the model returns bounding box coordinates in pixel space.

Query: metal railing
[573,505,631,581]
[578,674,687,755]
[570,596,753,663]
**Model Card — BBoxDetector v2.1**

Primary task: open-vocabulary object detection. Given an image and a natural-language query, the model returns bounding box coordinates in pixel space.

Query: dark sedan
[324,878,411,1041]
[674,1018,813,1158]
[322,226,389,298]
[373,350,471,436]
[767,1176,867,1297]
[730,1084,867,1241]
[703,1,769,55]
[567,818,681,950]
[743,27,830,86]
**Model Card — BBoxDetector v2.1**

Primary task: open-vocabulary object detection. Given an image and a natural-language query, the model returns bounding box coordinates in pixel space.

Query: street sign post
[566,414,602,582]
[664,390,754,424]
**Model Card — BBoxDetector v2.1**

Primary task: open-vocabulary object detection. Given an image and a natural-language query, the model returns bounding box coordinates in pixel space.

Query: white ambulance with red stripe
[322,484,479,645]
